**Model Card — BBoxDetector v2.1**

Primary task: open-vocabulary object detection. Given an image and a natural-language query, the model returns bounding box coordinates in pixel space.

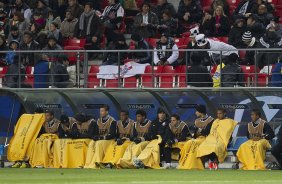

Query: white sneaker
[162,163,171,169]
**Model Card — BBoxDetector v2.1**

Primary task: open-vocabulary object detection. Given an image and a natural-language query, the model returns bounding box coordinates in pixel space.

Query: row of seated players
[11,105,282,170]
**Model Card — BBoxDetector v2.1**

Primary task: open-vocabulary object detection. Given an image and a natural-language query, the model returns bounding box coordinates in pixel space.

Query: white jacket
[207,39,238,56]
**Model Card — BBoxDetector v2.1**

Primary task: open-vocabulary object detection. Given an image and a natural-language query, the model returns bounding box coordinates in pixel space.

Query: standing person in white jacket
[195,34,238,65]
[154,33,179,65]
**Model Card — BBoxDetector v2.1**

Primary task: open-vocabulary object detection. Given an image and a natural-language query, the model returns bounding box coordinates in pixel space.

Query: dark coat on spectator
[210,16,230,37]
[233,0,257,17]
[177,1,203,25]
[133,11,159,38]
[228,24,247,48]
[20,40,41,66]
[187,65,213,87]
[221,63,245,87]
[154,2,176,20]
[246,22,265,40]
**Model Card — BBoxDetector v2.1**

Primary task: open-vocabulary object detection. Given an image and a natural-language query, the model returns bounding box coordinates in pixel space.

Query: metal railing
[0,48,281,88]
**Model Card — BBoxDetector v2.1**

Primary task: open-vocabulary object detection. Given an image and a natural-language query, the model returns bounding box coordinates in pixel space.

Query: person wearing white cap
[153,33,179,65]
[256,23,282,69]
[195,34,238,65]
[240,31,258,65]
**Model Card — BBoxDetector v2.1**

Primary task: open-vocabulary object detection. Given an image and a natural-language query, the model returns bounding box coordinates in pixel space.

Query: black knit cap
[60,114,69,124]
[195,104,206,114]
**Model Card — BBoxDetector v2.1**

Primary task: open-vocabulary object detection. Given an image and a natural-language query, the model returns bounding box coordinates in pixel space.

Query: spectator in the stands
[130,33,151,64]
[75,2,103,58]
[20,31,40,66]
[31,11,46,33]
[186,26,199,65]
[187,52,213,87]
[47,22,63,45]
[53,55,74,88]
[45,10,62,32]
[233,0,257,18]
[195,34,238,65]
[0,6,9,36]
[157,10,178,36]
[246,14,265,39]
[120,0,139,16]
[209,5,230,37]
[42,36,62,61]
[102,33,128,65]
[270,61,282,87]
[153,33,179,66]
[255,0,274,15]
[177,0,203,33]
[256,4,273,27]
[60,9,78,39]
[200,10,213,37]
[133,2,159,38]
[221,53,245,87]
[257,23,282,69]
[34,0,52,18]
[9,0,32,21]
[240,31,258,65]
[0,35,8,63]
[30,22,48,49]
[67,0,84,19]
[228,15,247,48]
[101,0,124,43]
[154,0,176,21]
[34,56,49,88]
[3,55,30,88]
[6,12,29,34]
[7,25,23,45]
[211,0,230,18]
[5,40,19,65]
[271,17,282,38]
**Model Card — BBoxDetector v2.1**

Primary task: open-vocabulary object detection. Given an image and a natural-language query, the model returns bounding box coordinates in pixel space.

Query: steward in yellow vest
[103,110,135,166]
[132,108,170,169]
[178,105,214,170]
[40,110,60,136]
[84,105,117,168]
[116,109,152,168]
[236,109,274,170]
[163,114,190,169]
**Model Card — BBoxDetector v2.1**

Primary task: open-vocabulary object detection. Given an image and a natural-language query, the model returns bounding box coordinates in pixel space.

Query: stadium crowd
[8,105,282,170]
[0,0,282,87]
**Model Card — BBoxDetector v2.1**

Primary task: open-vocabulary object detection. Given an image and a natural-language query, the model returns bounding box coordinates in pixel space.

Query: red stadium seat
[147,38,158,48]
[141,65,162,88]
[104,79,120,88]
[0,66,8,87]
[175,65,187,88]
[159,66,176,88]
[123,76,139,88]
[88,65,101,88]
[64,38,86,47]
[226,0,240,6]
[201,0,213,7]
[239,50,247,60]
[25,66,34,87]
[64,46,85,65]
[241,65,258,86]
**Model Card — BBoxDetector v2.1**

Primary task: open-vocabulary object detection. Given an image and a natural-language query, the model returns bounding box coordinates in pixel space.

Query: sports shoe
[19,162,28,168]
[208,160,214,170]
[11,162,21,168]
[133,158,144,169]
[213,161,218,170]
[162,163,171,169]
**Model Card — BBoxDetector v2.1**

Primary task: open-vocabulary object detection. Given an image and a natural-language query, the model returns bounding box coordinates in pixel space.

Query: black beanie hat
[195,105,206,114]
[60,114,69,124]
